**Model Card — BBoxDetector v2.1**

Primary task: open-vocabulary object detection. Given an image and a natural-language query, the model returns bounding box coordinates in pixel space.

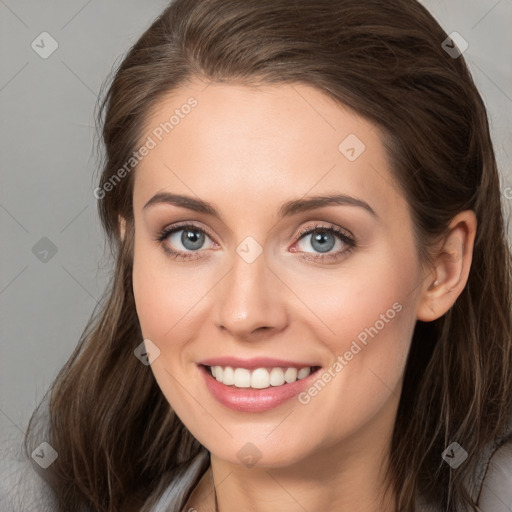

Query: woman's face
[130,79,431,468]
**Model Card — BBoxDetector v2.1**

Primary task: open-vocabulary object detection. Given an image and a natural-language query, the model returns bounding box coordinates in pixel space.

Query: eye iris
[171,228,342,254]
[311,231,335,253]
[182,229,205,250]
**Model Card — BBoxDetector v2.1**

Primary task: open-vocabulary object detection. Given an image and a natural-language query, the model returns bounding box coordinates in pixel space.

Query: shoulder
[0,420,58,512]
[1,415,209,512]
[415,425,512,512]
[478,436,512,511]
[149,448,210,512]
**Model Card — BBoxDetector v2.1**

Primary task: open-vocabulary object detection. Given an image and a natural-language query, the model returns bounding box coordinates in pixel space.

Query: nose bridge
[215,246,288,337]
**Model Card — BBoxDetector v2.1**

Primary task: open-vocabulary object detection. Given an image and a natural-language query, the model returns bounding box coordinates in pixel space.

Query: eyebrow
[143,192,377,219]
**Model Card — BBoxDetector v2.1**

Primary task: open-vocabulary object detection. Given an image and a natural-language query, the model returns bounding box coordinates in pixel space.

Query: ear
[118,215,126,242]
[416,210,477,322]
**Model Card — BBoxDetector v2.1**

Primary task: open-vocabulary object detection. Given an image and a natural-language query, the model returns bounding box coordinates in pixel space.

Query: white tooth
[233,368,251,388]
[269,367,285,386]
[251,368,270,389]
[211,365,311,388]
[284,367,298,383]
[297,367,311,380]
[222,366,235,386]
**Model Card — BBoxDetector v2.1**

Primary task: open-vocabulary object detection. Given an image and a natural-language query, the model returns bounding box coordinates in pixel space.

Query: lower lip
[198,364,321,412]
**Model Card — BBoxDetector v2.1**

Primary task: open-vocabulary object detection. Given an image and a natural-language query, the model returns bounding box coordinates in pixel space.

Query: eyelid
[157,221,354,243]
[290,223,356,261]
[157,221,217,243]
[155,220,356,261]
[154,222,217,262]
[294,222,355,244]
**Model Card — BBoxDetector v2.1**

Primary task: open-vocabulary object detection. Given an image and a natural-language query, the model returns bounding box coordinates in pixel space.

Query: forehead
[133,80,406,221]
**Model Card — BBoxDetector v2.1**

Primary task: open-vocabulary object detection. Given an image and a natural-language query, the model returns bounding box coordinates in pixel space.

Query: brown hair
[25,0,512,510]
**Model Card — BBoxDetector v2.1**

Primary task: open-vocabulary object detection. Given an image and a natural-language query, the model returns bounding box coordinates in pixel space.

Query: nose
[215,251,289,341]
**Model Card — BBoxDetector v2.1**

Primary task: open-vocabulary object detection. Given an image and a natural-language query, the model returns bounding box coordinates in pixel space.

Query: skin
[123,79,477,512]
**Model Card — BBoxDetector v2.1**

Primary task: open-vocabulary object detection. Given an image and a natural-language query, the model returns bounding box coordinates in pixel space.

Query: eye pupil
[182,229,205,250]
[311,231,335,253]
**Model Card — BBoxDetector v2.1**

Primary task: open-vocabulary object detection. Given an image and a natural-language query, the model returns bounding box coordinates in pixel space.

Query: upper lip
[198,357,320,370]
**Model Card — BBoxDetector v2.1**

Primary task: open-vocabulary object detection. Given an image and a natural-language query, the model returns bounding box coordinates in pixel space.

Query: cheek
[288,300,414,447]
[132,241,212,343]
[295,243,417,351]
[293,249,419,430]
[131,246,206,403]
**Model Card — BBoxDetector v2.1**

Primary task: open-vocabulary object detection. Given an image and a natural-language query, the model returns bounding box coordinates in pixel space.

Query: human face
[131,79,426,468]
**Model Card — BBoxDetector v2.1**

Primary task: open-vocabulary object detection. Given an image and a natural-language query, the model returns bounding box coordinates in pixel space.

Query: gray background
[1,0,511,436]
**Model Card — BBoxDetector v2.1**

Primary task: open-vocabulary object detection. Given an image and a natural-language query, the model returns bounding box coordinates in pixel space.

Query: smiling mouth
[200,364,322,390]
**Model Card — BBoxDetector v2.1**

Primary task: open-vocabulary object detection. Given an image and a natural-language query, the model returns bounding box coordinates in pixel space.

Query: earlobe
[416,210,477,322]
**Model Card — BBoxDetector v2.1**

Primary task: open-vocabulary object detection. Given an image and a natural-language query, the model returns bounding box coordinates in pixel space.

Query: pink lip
[198,364,321,412]
[198,356,317,370]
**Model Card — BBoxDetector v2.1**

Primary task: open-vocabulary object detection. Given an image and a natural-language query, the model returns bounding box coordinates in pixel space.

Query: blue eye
[170,227,207,251]
[299,228,338,253]
[155,222,356,262]
[156,224,214,260]
[293,224,356,262]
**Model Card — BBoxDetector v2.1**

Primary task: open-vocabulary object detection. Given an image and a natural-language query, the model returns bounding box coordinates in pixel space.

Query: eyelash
[154,222,356,263]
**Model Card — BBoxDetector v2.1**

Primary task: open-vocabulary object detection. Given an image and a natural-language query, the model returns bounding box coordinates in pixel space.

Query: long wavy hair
[24,0,512,510]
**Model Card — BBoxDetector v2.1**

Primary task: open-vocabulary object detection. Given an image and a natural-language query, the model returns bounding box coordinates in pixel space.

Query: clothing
[2,417,511,512]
